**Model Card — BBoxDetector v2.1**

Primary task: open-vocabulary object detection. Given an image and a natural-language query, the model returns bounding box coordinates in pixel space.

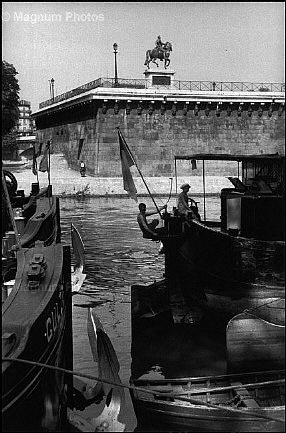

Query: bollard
[14,217,25,235]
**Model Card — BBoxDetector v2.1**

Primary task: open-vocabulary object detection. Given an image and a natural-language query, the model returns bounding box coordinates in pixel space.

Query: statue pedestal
[144,69,176,89]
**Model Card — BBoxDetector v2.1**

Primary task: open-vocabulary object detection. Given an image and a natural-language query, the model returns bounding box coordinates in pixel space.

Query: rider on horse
[155,35,166,55]
[145,36,172,69]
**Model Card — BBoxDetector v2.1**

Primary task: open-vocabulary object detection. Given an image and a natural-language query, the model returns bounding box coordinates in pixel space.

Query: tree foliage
[2,131,18,159]
[2,60,20,136]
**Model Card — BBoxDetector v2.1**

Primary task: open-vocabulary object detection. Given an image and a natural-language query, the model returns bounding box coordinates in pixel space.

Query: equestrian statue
[144,35,172,69]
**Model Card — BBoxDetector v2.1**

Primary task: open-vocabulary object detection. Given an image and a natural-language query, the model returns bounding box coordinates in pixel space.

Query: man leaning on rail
[137,203,167,240]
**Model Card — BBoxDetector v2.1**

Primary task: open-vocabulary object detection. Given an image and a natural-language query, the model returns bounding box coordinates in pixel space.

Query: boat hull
[2,243,72,432]
[131,371,285,432]
[132,397,284,432]
[226,302,285,374]
[20,196,61,248]
[162,218,285,317]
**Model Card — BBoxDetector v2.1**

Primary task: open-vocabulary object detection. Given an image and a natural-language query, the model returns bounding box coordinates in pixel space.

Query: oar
[147,379,285,397]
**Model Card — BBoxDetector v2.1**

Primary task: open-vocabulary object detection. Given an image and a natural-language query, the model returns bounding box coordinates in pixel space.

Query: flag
[36,142,43,157]
[118,129,137,202]
[77,138,84,160]
[39,141,50,172]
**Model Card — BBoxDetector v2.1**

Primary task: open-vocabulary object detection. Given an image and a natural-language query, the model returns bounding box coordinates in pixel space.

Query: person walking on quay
[177,183,201,221]
[137,202,167,240]
[80,161,86,177]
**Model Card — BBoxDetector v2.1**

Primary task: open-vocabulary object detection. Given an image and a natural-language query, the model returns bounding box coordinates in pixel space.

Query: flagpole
[117,127,163,218]
[135,163,163,218]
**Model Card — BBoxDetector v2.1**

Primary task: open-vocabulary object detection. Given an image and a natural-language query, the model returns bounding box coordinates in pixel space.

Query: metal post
[51,78,55,101]
[175,158,177,194]
[113,43,118,86]
[202,159,206,221]
[48,143,51,191]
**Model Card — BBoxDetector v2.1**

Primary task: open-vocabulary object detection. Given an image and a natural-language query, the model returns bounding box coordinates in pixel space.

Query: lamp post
[51,78,55,101]
[113,43,118,86]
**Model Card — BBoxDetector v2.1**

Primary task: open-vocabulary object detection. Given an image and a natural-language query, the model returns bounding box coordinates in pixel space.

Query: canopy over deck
[174,153,285,162]
[174,153,285,221]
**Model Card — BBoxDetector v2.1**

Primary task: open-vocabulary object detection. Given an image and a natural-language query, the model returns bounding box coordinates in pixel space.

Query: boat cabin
[173,153,285,241]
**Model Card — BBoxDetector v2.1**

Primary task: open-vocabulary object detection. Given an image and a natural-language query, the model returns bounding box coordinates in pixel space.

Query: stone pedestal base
[144,69,176,89]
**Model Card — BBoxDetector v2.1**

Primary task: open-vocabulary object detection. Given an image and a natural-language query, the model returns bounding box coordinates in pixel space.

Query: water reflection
[60,196,221,431]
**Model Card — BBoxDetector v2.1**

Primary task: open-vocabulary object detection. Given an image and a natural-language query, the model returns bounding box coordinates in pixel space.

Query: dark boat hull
[20,196,61,248]
[132,398,285,432]
[2,243,72,432]
[162,219,285,317]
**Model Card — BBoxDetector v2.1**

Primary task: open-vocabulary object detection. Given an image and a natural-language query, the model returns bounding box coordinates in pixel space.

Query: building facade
[16,100,36,154]
[17,100,35,136]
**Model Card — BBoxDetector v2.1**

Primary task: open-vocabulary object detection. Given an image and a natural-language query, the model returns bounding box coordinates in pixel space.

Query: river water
[58,195,221,431]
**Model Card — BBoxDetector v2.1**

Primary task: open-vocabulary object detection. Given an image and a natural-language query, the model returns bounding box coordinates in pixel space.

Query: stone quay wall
[14,154,233,197]
[36,106,285,178]
[33,84,285,179]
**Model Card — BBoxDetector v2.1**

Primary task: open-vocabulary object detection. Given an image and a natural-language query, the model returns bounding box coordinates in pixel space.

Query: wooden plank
[231,381,260,408]
[206,379,211,404]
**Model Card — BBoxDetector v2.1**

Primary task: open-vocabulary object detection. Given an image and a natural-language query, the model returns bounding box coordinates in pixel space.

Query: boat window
[242,159,284,192]
[242,161,255,182]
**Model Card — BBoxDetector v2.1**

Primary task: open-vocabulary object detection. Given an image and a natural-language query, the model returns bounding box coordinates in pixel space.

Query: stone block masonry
[33,78,285,178]
[36,105,284,178]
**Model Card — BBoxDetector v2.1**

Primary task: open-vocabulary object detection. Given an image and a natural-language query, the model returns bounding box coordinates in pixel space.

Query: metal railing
[39,78,285,109]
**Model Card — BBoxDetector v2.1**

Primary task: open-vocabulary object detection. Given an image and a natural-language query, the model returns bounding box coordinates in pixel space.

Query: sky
[2,2,285,112]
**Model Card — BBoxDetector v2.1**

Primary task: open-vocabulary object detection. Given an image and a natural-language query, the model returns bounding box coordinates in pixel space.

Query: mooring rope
[2,357,284,423]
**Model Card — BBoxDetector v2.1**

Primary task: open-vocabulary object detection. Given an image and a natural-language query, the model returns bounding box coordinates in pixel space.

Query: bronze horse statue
[144,42,172,69]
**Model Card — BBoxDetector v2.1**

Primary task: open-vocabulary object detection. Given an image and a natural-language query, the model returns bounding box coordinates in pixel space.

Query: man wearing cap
[177,183,199,220]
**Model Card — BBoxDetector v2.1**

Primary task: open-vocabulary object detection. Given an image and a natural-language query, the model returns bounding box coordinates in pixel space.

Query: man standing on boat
[177,183,200,221]
[137,203,167,239]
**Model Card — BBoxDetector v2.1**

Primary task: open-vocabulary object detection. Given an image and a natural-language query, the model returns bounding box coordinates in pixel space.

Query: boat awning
[174,153,285,162]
